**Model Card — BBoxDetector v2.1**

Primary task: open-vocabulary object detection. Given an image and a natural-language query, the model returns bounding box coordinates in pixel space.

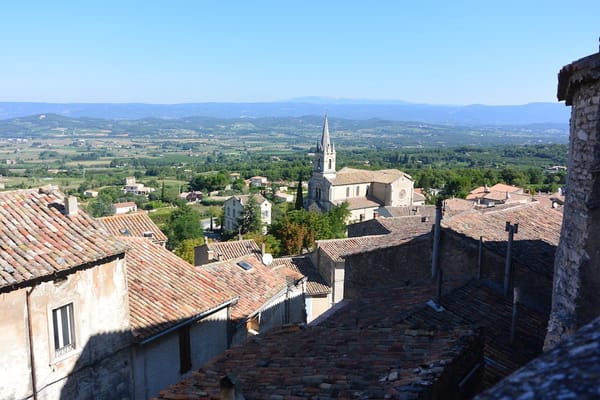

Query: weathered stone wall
[344,230,553,312]
[440,230,554,312]
[545,52,600,349]
[344,236,432,299]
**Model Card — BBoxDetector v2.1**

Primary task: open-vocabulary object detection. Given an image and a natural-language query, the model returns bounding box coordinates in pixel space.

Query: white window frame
[49,301,77,361]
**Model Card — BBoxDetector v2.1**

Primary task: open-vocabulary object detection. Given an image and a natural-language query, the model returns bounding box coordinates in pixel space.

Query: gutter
[138,297,239,346]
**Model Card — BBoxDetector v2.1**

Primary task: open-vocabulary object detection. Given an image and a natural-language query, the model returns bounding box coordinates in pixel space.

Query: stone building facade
[305,115,416,223]
[545,50,600,349]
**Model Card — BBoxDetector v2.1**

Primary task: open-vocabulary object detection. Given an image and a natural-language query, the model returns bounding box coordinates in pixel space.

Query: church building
[305,115,416,222]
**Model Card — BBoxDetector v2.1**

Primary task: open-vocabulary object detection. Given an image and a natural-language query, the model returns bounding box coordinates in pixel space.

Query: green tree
[295,174,304,210]
[174,237,205,264]
[163,204,203,250]
[238,196,262,234]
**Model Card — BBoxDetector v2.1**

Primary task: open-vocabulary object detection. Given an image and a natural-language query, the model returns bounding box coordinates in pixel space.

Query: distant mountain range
[0,99,570,126]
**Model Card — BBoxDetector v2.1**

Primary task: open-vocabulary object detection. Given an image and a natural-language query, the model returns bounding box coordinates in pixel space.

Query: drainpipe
[26,285,38,400]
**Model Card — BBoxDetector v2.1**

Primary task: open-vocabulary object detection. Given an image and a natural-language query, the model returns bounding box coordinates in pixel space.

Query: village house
[198,254,306,344]
[98,211,168,247]
[122,176,155,196]
[271,255,331,323]
[0,188,129,400]
[249,175,268,187]
[222,193,272,233]
[178,190,203,203]
[0,187,243,400]
[305,115,418,223]
[119,237,237,399]
[466,183,531,207]
[112,201,137,215]
[194,238,261,266]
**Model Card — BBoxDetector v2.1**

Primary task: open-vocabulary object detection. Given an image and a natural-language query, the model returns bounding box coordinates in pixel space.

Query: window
[356,186,360,196]
[328,159,332,170]
[52,303,75,357]
[346,187,350,198]
[178,325,191,373]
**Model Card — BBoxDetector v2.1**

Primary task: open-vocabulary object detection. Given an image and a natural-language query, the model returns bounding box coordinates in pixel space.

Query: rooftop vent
[119,228,131,236]
[142,231,154,238]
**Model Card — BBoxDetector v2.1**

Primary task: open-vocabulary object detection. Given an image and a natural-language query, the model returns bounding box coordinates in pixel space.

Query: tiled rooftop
[200,255,293,321]
[318,230,429,262]
[156,279,547,399]
[98,212,168,243]
[271,256,330,295]
[402,281,548,389]
[333,196,381,210]
[0,188,128,292]
[122,237,236,341]
[155,282,482,400]
[477,315,600,399]
[329,167,412,185]
[206,239,261,262]
[442,202,562,276]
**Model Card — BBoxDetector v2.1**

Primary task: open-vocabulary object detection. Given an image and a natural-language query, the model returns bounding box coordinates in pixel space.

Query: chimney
[261,242,266,256]
[65,196,78,216]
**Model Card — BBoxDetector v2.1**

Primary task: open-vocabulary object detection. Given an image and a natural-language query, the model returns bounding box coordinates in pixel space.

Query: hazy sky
[1,1,599,105]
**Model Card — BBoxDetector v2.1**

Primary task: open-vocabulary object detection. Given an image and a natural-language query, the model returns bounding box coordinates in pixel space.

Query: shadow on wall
[343,230,556,313]
[58,317,230,400]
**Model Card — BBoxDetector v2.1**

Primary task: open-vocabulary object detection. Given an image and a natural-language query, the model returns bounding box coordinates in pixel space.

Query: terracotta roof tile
[206,239,261,261]
[155,282,481,400]
[317,230,429,262]
[0,188,127,291]
[201,255,291,321]
[155,279,547,399]
[271,256,330,295]
[331,167,412,185]
[442,202,562,275]
[98,212,167,243]
[122,237,236,341]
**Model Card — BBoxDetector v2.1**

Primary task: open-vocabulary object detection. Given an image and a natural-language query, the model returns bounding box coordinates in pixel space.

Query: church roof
[330,167,412,186]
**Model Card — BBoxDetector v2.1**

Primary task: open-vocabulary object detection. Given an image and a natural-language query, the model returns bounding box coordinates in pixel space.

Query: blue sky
[1,1,599,105]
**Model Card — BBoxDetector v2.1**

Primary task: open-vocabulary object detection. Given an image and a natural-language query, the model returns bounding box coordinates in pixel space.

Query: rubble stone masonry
[545,50,600,349]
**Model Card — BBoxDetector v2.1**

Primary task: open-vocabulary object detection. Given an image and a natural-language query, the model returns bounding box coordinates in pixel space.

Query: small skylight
[237,261,253,271]
[120,228,131,236]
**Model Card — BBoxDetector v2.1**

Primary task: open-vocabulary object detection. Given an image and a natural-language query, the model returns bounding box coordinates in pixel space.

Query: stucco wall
[0,257,131,400]
[306,294,331,323]
[132,307,229,400]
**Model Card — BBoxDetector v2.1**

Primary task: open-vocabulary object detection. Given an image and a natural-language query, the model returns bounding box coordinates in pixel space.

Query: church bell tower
[314,114,336,179]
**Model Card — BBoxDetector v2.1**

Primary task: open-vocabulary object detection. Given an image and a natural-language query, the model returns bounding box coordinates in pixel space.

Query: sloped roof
[113,201,137,208]
[318,227,430,262]
[330,167,412,186]
[333,196,381,210]
[226,193,268,205]
[0,188,128,292]
[442,202,562,276]
[478,315,600,399]
[403,281,548,389]
[122,237,235,341]
[348,214,435,238]
[206,239,261,261]
[155,282,481,400]
[201,255,291,321]
[271,256,330,295]
[98,212,167,243]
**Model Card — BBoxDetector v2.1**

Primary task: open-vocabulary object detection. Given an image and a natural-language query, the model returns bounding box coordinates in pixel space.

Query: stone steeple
[314,114,336,178]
